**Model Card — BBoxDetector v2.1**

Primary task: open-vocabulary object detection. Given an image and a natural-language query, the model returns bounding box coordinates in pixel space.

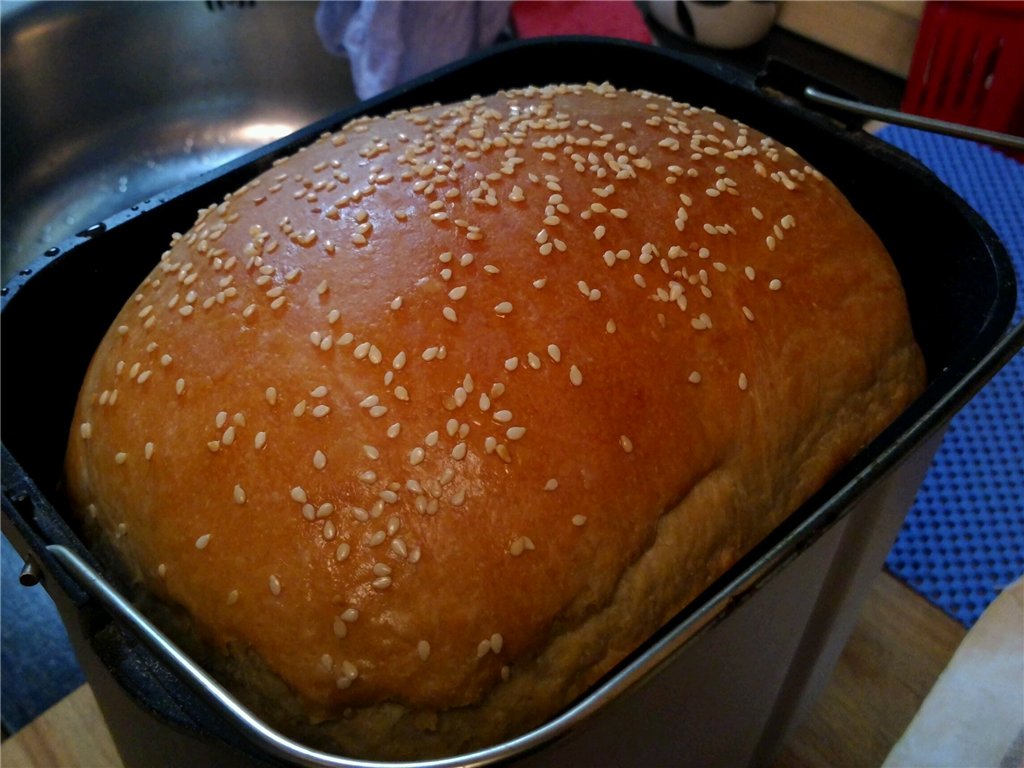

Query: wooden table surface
[1,571,965,768]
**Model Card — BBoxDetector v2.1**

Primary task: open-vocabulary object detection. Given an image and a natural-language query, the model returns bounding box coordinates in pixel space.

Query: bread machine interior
[0,0,357,279]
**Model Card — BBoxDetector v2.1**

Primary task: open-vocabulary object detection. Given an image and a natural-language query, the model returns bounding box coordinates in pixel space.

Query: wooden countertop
[1,572,965,768]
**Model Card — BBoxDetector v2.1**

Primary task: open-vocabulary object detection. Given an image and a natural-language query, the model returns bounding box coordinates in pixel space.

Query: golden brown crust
[65,82,925,759]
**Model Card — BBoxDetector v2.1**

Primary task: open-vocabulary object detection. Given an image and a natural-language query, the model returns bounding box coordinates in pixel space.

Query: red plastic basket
[902,1,1024,139]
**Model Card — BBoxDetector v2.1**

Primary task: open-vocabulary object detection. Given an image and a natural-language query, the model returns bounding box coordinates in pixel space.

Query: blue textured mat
[879,126,1024,628]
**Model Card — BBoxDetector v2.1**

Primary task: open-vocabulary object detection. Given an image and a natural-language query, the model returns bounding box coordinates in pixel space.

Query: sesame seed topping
[494,301,513,315]
[115,452,128,465]
[269,575,281,596]
[572,515,588,526]
[619,435,634,453]
[195,534,211,550]
[569,365,583,386]
[291,486,307,504]
[80,422,92,439]
[418,641,431,661]
[739,373,749,391]
[769,278,782,291]
[314,450,327,470]
[507,426,526,441]
[144,442,154,460]
[234,485,246,504]
[689,371,702,384]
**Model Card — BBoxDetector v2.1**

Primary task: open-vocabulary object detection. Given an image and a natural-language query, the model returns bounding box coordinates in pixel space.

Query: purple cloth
[316,1,512,99]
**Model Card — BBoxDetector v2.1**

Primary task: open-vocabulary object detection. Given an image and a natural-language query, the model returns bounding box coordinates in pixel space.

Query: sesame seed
[227,590,239,605]
[569,365,583,386]
[314,450,327,470]
[387,423,401,439]
[533,278,547,289]
[311,385,328,398]
[418,641,431,661]
[144,442,154,460]
[115,452,128,465]
[494,301,513,315]
[291,486,307,504]
[254,431,267,449]
[769,278,782,291]
[572,515,588,526]
[80,422,92,439]
[195,534,211,550]
[269,575,281,596]
[313,404,331,418]
[739,372,749,391]
[689,371,702,384]
[504,357,519,371]
[619,435,634,453]
[293,400,307,417]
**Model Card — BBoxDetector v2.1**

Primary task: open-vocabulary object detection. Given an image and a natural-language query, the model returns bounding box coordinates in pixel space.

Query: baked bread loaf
[65,82,926,759]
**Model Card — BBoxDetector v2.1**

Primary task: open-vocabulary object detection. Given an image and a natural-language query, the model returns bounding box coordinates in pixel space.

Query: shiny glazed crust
[65,83,925,759]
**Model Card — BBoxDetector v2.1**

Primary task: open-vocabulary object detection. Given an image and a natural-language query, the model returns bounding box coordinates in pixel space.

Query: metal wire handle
[803,87,1024,152]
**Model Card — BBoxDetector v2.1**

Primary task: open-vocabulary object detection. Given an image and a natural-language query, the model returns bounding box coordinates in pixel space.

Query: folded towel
[316,0,512,100]
[883,574,1024,768]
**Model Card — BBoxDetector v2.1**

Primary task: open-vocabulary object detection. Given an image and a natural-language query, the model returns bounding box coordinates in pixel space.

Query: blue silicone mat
[879,126,1024,628]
